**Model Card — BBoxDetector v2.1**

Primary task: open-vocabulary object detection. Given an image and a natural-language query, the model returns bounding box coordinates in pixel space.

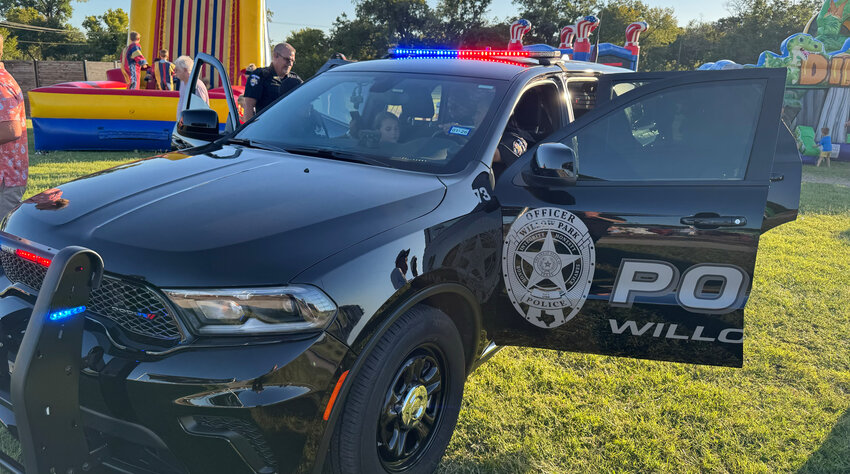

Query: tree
[0,0,76,22]
[82,8,128,61]
[437,0,491,43]
[0,0,86,60]
[0,27,23,59]
[458,23,510,49]
[329,13,390,61]
[286,28,330,79]
[595,0,682,71]
[711,0,821,65]
[663,20,725,70]
[4,6,84,60]
[353,0,436,46]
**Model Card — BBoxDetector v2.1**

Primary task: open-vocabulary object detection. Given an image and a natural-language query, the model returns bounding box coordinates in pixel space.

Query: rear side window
[567,80,765,181]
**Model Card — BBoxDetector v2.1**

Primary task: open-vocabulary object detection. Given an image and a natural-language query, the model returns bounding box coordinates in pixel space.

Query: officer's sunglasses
[274,53,294,64]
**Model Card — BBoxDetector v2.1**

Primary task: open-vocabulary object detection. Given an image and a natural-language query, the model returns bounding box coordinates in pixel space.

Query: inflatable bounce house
[29,0,269,151]
[700,0,850,163]
[513,16,649,71]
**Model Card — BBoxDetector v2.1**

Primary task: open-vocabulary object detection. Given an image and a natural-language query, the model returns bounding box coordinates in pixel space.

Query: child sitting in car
[374,111,400,144]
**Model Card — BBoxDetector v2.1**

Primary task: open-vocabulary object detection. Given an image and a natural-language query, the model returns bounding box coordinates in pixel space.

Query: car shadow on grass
[797,408,850,473]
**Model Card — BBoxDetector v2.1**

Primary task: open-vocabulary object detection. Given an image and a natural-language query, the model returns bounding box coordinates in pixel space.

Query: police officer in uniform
[493,114,535,177]
[242,43,302,121]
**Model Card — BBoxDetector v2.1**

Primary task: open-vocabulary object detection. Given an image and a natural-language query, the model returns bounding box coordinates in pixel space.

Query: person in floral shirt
[0,34,27,218]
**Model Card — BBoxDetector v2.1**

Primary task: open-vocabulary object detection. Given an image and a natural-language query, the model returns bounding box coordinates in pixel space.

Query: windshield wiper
[225,137,287,152]
[283,146,389,168]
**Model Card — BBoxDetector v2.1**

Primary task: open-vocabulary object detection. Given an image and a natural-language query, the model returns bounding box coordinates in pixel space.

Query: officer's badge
[502,207,595,328]
[249,75,259,86]
[512,137,528,156]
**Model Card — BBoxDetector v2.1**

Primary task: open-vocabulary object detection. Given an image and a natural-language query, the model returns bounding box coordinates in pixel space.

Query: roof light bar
[48,305,86,321]
[389,48,561,59]
[393,55,531,67]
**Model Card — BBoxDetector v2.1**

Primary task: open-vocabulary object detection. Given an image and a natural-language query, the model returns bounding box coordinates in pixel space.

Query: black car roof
[327,58,631,80]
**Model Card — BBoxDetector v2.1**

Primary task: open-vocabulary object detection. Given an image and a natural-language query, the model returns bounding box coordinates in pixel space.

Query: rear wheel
[329,305,466,473]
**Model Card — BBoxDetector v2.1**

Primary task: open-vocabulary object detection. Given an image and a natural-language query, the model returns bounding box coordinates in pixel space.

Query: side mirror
[176,109,221,142]
[523,143,577,187]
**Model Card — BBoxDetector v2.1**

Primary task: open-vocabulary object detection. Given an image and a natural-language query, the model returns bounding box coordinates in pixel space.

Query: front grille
[0,252,183,343]
[193,416,277,469]
[88,277,183,341]
[0,252,47,291]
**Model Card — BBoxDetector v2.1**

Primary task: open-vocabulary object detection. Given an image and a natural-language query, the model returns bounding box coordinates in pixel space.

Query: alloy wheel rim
[377,345,446,471]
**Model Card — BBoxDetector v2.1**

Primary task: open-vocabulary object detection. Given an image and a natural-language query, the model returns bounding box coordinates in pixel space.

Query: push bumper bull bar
[0,233,103,473]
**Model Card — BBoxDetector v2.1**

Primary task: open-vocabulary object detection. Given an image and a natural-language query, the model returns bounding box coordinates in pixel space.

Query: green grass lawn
[801,160,850,184]
[442,183,850,473]
[8,129,850,473]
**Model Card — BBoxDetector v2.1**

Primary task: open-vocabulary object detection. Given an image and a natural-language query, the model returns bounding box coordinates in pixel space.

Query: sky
[69,0,735,43]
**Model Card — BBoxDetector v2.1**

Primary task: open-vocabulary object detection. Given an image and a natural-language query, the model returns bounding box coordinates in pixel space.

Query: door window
[184,61,236,132]
[566,79,597,120]
[493,81,563,177]
[568,80,765,181]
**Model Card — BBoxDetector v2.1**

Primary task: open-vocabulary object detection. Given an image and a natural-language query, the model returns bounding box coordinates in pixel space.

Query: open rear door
[172,53,241,149]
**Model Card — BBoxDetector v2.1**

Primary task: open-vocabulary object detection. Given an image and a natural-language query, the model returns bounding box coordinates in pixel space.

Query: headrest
[400,86,435,120]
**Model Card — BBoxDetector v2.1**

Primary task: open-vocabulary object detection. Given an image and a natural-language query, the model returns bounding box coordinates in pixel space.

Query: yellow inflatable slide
[30,0,268,151]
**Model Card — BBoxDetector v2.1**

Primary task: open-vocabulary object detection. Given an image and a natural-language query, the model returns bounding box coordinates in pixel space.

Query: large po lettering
[610,259,749,314]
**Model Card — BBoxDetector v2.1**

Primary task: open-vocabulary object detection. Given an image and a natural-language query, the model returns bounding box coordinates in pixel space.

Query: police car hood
[3,147,446,287]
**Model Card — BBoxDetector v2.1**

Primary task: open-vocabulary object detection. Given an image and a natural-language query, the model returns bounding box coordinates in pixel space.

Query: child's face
[379,118,400,143]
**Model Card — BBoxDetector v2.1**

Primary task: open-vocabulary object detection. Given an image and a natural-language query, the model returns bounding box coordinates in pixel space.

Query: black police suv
[0,51,800,473]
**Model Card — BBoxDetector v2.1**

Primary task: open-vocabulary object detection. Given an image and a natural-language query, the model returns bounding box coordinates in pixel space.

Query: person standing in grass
[817,127,832,167]
[0,34,28,218]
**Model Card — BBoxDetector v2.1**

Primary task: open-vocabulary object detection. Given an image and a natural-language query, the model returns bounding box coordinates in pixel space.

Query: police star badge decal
[503,207,595,328]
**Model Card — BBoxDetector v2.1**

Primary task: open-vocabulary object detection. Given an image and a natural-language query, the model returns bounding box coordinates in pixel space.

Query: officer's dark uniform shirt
[244,66,303,112]
[494,126,535,176]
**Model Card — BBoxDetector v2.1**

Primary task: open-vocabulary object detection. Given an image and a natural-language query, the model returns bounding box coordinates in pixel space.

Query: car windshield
[234,71,506,173]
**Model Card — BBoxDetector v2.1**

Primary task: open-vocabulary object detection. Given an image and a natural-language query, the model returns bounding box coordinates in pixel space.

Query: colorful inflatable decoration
[699,0,850,162]
[509,19,532,51]
[573,16,600,62]
[512,17,648,71]
[30,84,239,151]
[30,0,268,151]
[130,0,268,89]
[559,25,577,50]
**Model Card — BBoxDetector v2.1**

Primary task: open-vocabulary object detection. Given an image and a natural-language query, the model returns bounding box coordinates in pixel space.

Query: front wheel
[329,305,466,473]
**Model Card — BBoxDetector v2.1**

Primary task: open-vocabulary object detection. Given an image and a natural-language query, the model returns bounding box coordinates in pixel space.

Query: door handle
[680,214,747,229]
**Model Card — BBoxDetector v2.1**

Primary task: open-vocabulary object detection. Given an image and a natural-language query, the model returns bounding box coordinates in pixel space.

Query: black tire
[328,305,466,474]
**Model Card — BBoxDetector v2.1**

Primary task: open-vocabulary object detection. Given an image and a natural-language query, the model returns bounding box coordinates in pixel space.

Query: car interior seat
[399,86,436,141]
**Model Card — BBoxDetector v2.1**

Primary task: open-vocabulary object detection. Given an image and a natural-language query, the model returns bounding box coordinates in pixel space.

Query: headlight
[163,285,337,335]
